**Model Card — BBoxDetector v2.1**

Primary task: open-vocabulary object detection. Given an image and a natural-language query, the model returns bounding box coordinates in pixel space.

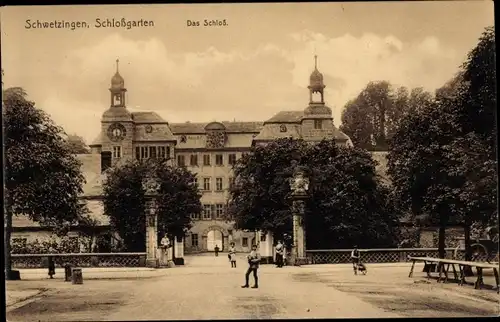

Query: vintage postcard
[2,2,498,321]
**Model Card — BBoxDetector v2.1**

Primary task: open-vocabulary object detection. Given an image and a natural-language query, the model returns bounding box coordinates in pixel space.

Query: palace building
[13,56,371,258]
[84,56,352,254]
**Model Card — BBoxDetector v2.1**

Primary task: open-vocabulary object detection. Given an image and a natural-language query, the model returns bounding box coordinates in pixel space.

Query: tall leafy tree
[3,87,86,279]
[388,26,497,259]
[443,26,497,261]
[228,139,307,239]
[387,103,458,258]
[227,138,399,248]
[305,140,398,248]
[341,81,434,150]
[455,26,496,152]
[102,160,146,252]
[102,159,202,251]
[153,160,203,240]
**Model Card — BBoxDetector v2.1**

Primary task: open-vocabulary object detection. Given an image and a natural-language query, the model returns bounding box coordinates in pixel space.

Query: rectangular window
[166,147,171,159]
[112,146,122,158]
[203,154,211,166]
[314,119,322,129]
[203,204,212,220]
[177,155,185,166]
[215,154,223,166]
[149,146,157,159]
[158,146,167,159]
[190,212,200,220]
[242,237,248,247]
[215,177,223,191]
[193,177,198,187]
[260,234,266,242]
[215,204,224,219]
[190,154,198,166]
[135,147,140,160]
[203,178,211,191]
[141,146,149,159]
[191,234,199,247]
[228,153,237,165]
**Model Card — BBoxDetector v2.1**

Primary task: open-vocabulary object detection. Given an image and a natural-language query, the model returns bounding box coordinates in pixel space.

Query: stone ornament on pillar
[289,165,310,266]
[143,172,161,268]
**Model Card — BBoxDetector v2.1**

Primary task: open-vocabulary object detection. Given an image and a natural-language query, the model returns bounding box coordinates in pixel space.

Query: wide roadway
[6,253,499,321]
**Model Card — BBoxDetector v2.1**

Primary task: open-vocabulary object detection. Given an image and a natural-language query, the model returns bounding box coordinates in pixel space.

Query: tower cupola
[307,55,326,104]
[109,59,127,107]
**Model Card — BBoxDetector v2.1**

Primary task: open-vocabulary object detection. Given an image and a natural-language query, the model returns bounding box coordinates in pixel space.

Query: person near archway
[160,234,171,265]
[275,240,284,268]
[228,242,237,268]
[214,244,220,257]
[242,244,261,289]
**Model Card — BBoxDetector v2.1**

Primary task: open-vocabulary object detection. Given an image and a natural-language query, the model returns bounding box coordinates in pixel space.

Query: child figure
[229,242,237,268]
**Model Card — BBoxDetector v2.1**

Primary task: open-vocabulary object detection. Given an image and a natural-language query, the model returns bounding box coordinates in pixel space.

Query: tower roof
[111,59,125,89]
[308,55,325,90]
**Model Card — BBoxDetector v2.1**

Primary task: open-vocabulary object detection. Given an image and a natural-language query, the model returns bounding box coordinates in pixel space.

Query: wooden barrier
[408,256,499,293]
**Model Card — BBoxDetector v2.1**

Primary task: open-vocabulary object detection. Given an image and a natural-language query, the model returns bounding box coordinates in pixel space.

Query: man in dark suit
[242,244,261,289]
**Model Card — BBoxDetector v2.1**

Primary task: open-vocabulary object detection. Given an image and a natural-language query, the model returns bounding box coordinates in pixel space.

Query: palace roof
[169,121,263,134]
[131,111,168,124]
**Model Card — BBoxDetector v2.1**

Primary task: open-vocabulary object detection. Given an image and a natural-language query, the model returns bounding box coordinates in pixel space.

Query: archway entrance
[202,225,229,252]
[207,230,223,251]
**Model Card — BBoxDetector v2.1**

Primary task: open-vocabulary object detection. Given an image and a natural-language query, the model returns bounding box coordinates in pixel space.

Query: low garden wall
[306,248,498,264]
[11,253,147,269]
[11,248,498,268]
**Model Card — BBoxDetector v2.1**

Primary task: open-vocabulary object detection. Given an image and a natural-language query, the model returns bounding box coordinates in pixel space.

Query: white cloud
[34,31,463,143]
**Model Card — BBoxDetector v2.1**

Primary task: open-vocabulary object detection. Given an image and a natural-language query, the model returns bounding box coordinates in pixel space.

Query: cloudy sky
[2,2,494,143]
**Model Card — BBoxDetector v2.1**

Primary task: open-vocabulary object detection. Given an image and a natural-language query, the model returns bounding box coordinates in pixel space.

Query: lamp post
[143,172,160,268]
[289,164,309,266]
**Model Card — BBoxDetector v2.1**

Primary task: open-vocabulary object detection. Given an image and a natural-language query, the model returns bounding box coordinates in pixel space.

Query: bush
[11,237,80,254]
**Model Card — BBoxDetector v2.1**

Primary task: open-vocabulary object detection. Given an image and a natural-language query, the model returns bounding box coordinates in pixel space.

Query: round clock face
[145,125,153,133]
[206,131,226,148]
[107,123,127,142]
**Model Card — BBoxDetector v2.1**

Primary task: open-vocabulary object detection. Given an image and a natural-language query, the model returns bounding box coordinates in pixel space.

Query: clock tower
[100,59,135,166]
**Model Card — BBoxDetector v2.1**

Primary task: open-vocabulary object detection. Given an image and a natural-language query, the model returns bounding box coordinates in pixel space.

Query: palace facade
[87,57,352,254]
[14,57,390,258]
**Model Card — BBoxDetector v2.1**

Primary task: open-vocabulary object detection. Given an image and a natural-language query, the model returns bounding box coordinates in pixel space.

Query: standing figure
[351,245,360,275]
[228,242,237,268]
[275,240,284,268]
[160,234,171,265]
[241,244,261,289]
[214,244,220,257]
[48,246,56,279]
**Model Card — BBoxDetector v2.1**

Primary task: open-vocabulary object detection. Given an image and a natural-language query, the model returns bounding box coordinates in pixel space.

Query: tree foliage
[340,81,434,150]
[3,87,86,277]
[102,160,148,252]
[66,134,91,154]
[102,159,202,252]
[387,26,497,258]
[227,138,399,249]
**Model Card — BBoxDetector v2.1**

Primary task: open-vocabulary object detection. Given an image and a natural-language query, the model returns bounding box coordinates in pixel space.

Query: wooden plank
[408,256,499,269]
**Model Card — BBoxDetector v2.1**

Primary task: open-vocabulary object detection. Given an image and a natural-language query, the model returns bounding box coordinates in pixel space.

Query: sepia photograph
[2,1,498,320]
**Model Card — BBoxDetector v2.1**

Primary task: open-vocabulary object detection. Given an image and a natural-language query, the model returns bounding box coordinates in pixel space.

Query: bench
[408,256,499,293]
